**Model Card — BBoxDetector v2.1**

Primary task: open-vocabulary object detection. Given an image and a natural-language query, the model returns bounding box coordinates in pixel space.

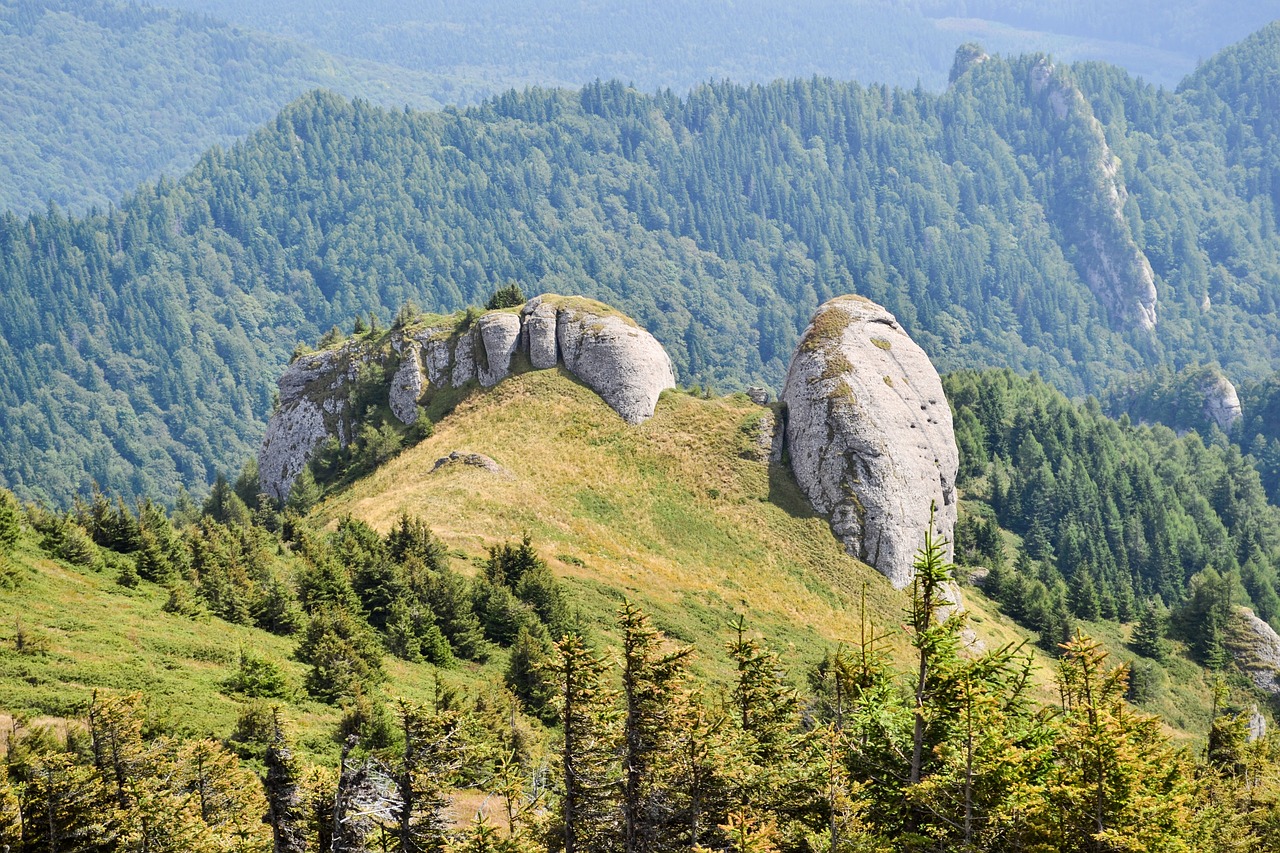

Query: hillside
[0,0,444,213]
[6,360,1277,849]
[0,365,1240,750]
[7,29,1280,506]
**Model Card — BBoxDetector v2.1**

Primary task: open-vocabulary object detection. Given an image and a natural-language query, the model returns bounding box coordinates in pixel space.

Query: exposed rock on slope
[782,296,958,589]
[1028,58,1158,332]
[1201,371,1243,432]
[550,298,678,425]
[1232,606,1280,695]
[259,295,675,501]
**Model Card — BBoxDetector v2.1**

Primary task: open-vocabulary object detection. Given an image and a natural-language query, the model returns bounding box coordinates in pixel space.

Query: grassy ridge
[0,369,1234,764]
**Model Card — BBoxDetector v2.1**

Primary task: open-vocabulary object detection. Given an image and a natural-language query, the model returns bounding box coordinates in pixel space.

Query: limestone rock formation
[476,312,521,387]
[431,450,513,478]
[258,340,383,502]
[1029,58,1158,332]
[259,294,676,501]
[1201,371,1243,432]
[1232,607,1280,696]
[782,295,958,588]
[556,301,677,426]
[522,299,559,369]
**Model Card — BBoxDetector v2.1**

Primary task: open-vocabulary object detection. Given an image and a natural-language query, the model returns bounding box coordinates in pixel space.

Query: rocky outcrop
[1029,58,1158,332]
[259,294,676,501]
[1233,607,1280,695]
[431,450,513,479]
[555,300,677,425]
[476,312,521,387]
[781,296,958,588]
[258,340,384,502]
[523,299,559,369]
[1201,371,1243,432]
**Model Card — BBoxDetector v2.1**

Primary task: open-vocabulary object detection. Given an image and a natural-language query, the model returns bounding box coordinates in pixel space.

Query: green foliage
[0,489,21,556]
[226,648,292,699]
[12,39,1280,505]
[485,282,527,310]
[295,606,386,702]
[947,369,1280,640]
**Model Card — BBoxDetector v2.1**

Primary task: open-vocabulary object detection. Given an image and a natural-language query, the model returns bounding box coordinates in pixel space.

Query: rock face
[1201,371,1243,432]
[476,312,521,387]
[782,296,958,588]
[1029,58,1158,332]
[259,294,676,501]
[259,340,383,503]
[1233,607,1280,695]
[555,301,677,425]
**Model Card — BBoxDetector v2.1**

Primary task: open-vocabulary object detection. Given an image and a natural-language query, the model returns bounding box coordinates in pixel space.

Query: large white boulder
[782,295,958,588]
[556,302,676,425]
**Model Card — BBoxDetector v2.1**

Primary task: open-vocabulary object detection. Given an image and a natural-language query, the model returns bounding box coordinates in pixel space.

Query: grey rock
[1234,607,1280,695]
[389,343,424,425]
[782,295,958,588]
[476,312,521,387]
[258,341,376,502]
[451,327,477,386]
[431,450,513,479]
[557,304,676,424]
[1030,59,1158,332]
[258,397,329,503]
[1249,705,1267,743]
[411,326,456,388]
[746,386,770,405]
[1202,372,1243,432]
[521,298,559,369]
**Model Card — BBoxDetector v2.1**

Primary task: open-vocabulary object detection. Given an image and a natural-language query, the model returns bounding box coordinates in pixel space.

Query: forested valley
[7,25,1280,505]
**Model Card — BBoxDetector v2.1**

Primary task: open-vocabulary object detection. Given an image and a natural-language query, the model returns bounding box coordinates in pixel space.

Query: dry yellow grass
[319,369,1060,692]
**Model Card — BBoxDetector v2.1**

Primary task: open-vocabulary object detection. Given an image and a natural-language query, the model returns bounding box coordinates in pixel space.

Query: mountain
[163,0,1280,92]
[3,351,1275,848]
[6,31,1280,505]
[0,0,444,213]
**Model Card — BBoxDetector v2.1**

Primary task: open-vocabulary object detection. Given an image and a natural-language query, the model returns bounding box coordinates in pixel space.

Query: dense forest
[0,0,443,213]
[6,26,1280,505]
[4,465,1280,852]
[947,370,1280,661]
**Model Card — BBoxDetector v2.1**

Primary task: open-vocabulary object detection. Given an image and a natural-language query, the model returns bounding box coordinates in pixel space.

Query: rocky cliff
[781,295,958,589]
[259,295,676,502]
[1029,58,1159,332]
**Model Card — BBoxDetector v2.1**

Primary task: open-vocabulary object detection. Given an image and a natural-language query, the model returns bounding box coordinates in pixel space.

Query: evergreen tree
[551,633,620,853]
[618,601,692,853]
[1131,599,1168,661]
[263,709,308,853]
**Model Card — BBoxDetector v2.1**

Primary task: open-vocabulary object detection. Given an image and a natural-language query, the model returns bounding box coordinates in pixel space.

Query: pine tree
[618,601,692,853]
[0,488,20,557]
[551,633,620,853]
[263,709,308,853]
[1130,599,1167,661]
[397,702,468,853]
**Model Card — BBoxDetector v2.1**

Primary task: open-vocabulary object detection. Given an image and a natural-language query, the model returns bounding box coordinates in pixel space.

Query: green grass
[0,369,1236,756]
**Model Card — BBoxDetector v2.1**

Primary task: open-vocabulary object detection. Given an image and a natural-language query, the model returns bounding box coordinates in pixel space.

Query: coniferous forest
[9,5,1280,852]
[5,468,1280,853]
[6,24,1280,504]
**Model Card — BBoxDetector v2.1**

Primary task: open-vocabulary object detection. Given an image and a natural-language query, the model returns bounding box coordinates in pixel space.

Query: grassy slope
[0,369,1229,760]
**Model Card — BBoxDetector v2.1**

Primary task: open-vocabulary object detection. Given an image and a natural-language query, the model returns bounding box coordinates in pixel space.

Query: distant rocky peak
[1027,58,1159,333]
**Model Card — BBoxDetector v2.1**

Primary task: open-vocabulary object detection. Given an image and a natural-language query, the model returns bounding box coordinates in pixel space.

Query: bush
[296,606,385,703]
[227,648,292,699]
[485,282,526,310]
